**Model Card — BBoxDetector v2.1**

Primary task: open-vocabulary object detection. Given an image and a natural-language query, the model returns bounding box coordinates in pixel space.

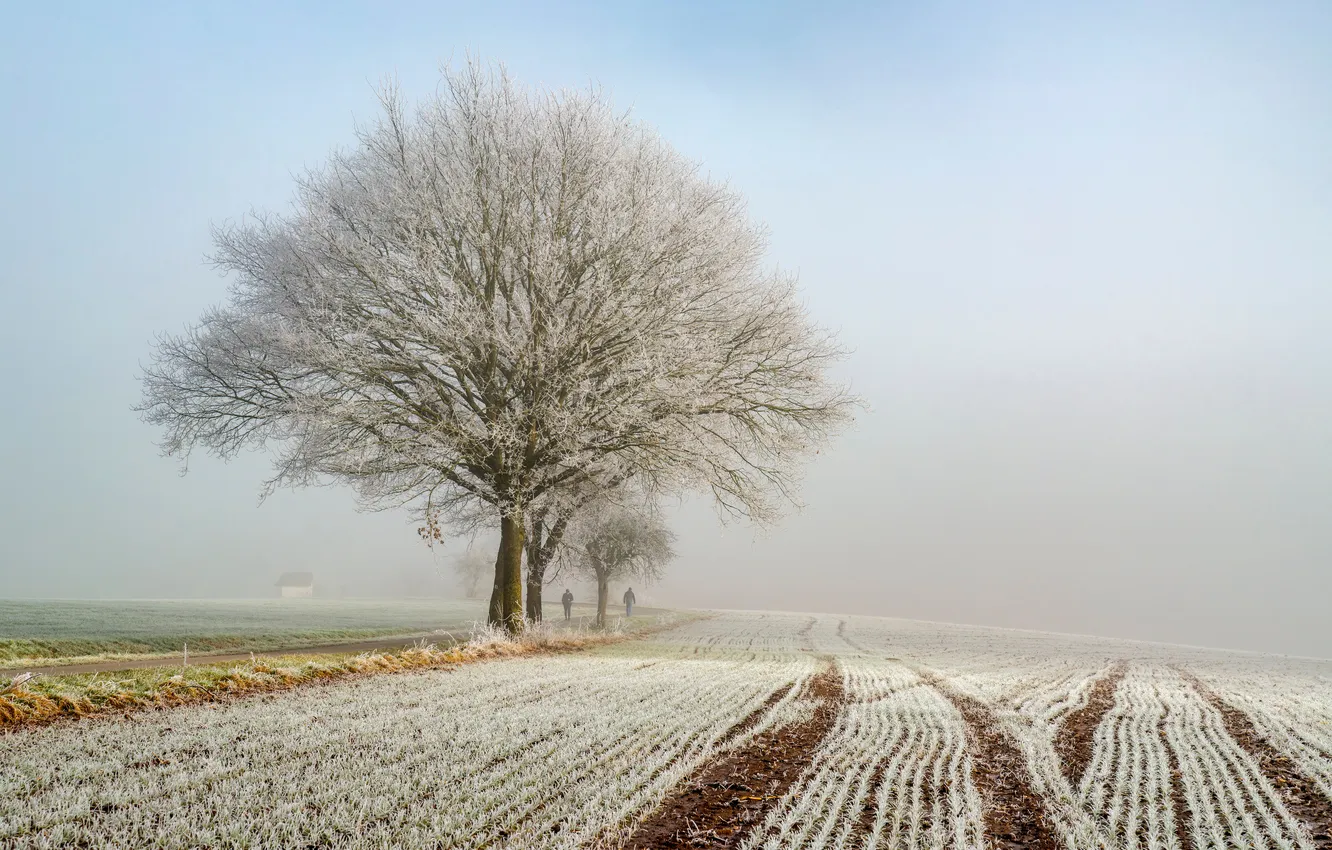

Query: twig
[2,672,39,695]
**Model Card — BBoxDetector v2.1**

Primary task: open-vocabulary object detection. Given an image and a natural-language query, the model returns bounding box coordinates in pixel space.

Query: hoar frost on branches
[566,501,675,628]
[138,59,858,632]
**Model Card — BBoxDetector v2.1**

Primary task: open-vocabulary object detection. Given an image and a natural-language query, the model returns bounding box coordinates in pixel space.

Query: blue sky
[2,1,1330,655]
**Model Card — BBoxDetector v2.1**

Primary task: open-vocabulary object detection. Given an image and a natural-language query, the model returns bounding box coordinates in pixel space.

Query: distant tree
[568,502,674,627]
[451,547,492,599]
[137,58,857,634]
[522,477,616,622]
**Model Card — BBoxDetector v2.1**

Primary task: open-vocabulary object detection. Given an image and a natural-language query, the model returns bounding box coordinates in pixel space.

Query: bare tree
[137,58,858,633]
[568,503,674,628]
[524,506,569,622]
[451,547,492,599]
[522,475,613,621]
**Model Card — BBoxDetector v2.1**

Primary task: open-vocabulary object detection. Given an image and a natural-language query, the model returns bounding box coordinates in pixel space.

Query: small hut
[275,571,314,598]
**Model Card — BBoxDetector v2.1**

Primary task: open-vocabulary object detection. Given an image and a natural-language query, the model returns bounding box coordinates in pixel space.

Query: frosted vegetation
[4,612,1330,848]
[742,656,985,850]
[2,629,813,848]
[1192,667,1332,806]
[135,59,859,632]
[0,598,500,666]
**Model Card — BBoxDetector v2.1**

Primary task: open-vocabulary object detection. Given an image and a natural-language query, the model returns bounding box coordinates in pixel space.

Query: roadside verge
[0,615,693,731]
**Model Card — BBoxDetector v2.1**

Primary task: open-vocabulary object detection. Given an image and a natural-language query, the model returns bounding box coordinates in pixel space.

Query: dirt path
[920,668,1062,850]
[1054,661,1128,786]
[1179,669,1332,849]
[628,660,844,848]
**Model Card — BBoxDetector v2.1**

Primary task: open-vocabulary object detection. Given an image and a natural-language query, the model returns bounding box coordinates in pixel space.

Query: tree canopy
[138,59,858,631]
[567,502,675,627]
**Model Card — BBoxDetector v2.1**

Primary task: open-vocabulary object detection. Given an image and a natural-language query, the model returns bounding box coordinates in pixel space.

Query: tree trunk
[596,578,609,629]
[524,515,544,623]
[523,514,570,624]
[488,548,504,626]
[489,513,526,633]
[525,575,543,622]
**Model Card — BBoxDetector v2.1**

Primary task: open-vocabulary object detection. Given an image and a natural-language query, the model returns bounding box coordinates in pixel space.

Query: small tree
[521,476,620,622]
[570,504,674,627]
[451,547,492,599]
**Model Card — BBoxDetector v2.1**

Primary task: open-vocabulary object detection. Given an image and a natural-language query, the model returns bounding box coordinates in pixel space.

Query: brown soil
[847,733,911,845]
[925,672,1060,850]
[1160,719,1197,850]
[1179,669,1332,848]
[1053,662,1127,787]
[627,662,845,848]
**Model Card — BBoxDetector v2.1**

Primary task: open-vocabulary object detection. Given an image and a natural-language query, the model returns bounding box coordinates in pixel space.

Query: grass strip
[0,629,439,669]
[0,619,683,730]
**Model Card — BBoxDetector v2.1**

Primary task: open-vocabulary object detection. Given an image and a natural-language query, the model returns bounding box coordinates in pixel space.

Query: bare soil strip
[1179,669,1332,848]
[923,671,1061,850]
[797,616,817,652]
[1160,718,1198,850]
[627,662,844,849]
[836,618,869,654]
[1054,662,1127,787]
[848,733,912,847]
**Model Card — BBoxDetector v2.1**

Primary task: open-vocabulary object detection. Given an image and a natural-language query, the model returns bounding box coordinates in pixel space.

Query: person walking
[623,587,636,617]
[561,588,574,621]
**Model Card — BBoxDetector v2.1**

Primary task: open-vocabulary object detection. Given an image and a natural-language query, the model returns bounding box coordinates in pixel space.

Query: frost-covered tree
[523,507,569,622]
[521,473,622,622]
[568,503,674,628]
[137,59,857,633]
[451,547,492,599]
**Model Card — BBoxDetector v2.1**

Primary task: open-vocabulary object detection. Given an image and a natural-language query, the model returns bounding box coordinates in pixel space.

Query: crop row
[4,612,1330,849]
[1,647,811,849]
[742,657,984,850]
[1192,667,1332,805]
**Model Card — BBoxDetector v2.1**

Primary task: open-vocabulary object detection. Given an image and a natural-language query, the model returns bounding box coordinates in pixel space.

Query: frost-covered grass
[1,615,682,728]
[1190,666,1332,806]
[0,598,489,666]
[0,598,608,667]
[1077,663,1314,848]
[743,657,985,850]
[3,610,1330,849]
[831,614,1332,850]
[1,632,807,848]
[708,612,1332,850]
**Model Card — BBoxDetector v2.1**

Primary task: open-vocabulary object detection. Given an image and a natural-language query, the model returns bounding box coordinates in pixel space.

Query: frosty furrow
[984,662,1124,850]
[1191,667,1332,803]
[1163,673,1311,849]
[740,658,986,850]
[0,648,809,849]
[1082,664,1315,850]
[656,611,824,656]
[1080,664,1184,849]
